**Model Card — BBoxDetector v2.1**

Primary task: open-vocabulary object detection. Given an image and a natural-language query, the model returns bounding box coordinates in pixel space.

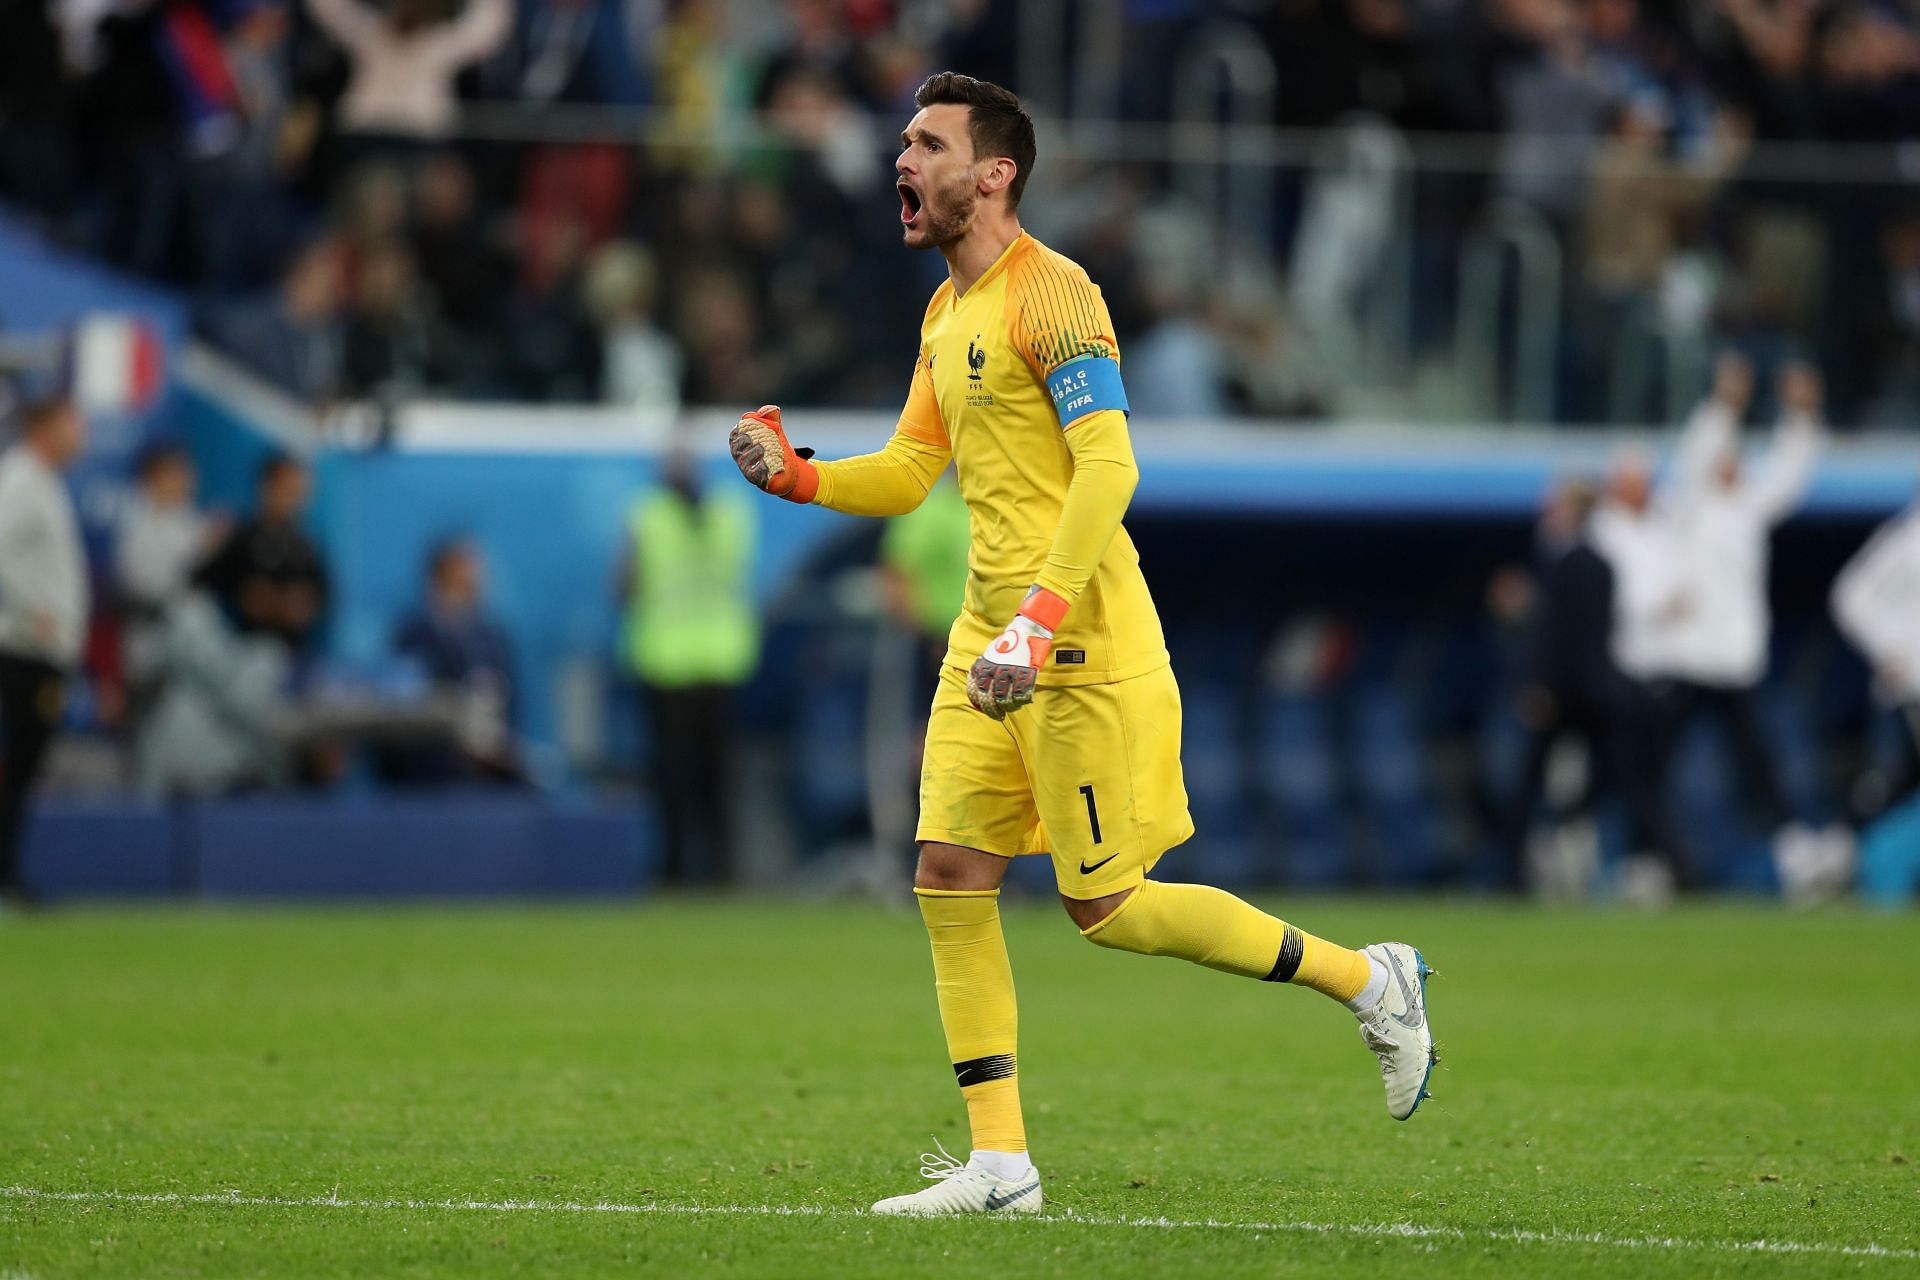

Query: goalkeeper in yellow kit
[730,72,1438,1217]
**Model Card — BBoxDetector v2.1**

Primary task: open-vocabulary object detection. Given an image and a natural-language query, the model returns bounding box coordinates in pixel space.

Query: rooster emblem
[967,338,986,382]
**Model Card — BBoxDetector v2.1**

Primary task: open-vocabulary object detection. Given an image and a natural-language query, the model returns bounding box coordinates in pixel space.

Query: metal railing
[314,59,1920,430]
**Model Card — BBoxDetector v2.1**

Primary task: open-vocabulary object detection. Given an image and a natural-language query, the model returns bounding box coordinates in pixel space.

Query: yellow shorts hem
[1057,868,1145,901]
[913,828,1039,860]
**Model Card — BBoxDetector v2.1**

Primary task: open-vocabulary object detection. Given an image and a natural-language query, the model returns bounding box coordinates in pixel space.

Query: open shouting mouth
[899,180,923,228]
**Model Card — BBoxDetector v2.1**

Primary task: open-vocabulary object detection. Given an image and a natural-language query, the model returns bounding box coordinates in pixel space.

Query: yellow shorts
[916,662,1195,899]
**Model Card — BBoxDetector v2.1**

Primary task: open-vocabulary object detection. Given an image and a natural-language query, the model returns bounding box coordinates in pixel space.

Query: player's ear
[979,156,1017,201]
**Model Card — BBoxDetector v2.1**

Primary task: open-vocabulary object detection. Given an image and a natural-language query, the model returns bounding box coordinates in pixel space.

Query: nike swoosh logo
[984,1180,1039,1211]
[1384,951,1425,1031]
[1078,852,1119,875]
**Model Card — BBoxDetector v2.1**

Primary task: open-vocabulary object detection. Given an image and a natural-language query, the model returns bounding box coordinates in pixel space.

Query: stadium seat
[1168,680,1253,886]
[1255,694,1348,888]
[1346,685,1444,885]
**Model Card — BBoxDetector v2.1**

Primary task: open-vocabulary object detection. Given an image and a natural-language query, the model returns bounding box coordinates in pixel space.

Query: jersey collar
[950,231,1031,306]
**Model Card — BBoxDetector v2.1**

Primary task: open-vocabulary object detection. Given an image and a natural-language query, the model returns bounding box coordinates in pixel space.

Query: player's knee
[914,842,1005,893]
[1061,887,1132,933]
[914,862,970,892]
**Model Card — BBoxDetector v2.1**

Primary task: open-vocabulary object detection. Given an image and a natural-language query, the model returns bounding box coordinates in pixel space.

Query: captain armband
[1045,356,1129,428]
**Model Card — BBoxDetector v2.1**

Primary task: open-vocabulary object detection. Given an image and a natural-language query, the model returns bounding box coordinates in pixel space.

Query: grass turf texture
[2,899,1916,1278]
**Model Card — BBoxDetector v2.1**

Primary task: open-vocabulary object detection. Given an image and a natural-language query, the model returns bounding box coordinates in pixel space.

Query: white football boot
[1355,942,1437,1121]
[870,1141,1043,1217]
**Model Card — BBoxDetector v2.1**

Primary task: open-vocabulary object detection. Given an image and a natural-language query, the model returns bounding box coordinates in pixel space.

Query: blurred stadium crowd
[5,0,1920,421]
[4,0,1920,908]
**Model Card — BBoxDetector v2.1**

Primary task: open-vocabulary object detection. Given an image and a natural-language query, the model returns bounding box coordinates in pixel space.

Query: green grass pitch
[2,896,1917,1277]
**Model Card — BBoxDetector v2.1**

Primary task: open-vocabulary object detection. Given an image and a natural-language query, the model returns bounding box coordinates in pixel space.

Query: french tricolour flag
[69,314,165,417]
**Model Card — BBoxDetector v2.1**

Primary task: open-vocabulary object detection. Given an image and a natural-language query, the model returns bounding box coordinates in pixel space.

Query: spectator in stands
[1220,285,1336,419]
[1831,490,1920,901]
[1808,2,1920,139]
[761,65,885,206]
[202,238,346,407]
[475,0,655,268]
[1494,0,1635,229]
[1128,275,1229,421]
[116,440,228,730]
[650,0,729,156]
[0,397,90,905]
[128,591,294,798]
[677,265,777,407]
[116,443,225,615]
[0,0,77,224]
[1579,97,1750,421]
[304,0,512,144]
[616,439,760,886]
[335,163,412,254]
[1503,476,1692,894]
[1832,494,1920,816]
[76,0,243,282]
[506,215,600,400]
[1645,354,1838,888]
[197,453,330,653]
[408,152,513,395]
[585,240,682,414]
[1863,208,1920,427]
[481,0,652,107]
[340,240,442,399]
[1593,442,1686,687]
[388,537,521,784]
[754,0,867,111]
[24,0,1920,424]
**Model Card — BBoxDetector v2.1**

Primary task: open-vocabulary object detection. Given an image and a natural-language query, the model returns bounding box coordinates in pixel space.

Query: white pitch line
[3,1185,1916,1264]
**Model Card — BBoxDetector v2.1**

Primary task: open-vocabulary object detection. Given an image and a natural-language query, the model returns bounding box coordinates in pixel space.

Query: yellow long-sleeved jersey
[811,232,1168,687]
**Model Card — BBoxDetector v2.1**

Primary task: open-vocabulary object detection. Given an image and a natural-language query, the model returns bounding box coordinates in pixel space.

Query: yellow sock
[916,888,1026,1153]
[1081,879,1372,1003]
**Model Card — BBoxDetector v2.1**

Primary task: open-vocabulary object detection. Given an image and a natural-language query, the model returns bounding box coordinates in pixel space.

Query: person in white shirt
[1831,494,1920,818]
[306,0,510,140]
[1592,444,1690,686]
[1589,448,1698,891]
[115,443,229,736]
[1652,354,1825,880]
[115,443,224,615]
[0,397,90,904]
[1504,478,1694,892]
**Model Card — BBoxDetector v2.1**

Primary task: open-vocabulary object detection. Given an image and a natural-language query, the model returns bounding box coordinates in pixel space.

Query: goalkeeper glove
[967,586,1070,720]
[729,404,818,503]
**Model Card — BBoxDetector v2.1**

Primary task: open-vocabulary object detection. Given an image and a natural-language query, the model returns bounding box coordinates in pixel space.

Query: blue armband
[1046,356,1128,428]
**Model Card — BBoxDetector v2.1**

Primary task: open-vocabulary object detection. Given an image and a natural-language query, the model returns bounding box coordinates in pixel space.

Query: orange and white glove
[966,586,1070,720]
[728,404,818,503]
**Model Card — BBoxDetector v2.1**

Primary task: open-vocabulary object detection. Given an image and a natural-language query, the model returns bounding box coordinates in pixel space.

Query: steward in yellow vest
[619,457,760,885]
[623,482,760,687]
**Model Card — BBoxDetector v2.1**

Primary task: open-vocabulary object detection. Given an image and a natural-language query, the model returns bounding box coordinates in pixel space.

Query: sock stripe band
[1264,926,1304,983]
[952,1053,1017,1087]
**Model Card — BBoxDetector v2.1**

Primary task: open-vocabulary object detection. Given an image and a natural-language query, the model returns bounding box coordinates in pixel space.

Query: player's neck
[942,212,1022,299]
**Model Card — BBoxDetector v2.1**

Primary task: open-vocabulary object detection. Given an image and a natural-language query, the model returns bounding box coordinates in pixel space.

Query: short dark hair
[1557,477,1600,528]
[914,72,1037,209]
[22,395,73,436]
[135,439,192,480]
[259,452,305,487]
[427,535,475,583]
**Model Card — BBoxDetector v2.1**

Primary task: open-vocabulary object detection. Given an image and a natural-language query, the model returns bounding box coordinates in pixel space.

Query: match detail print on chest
[962,331,996,411]
[934,286,1009,425]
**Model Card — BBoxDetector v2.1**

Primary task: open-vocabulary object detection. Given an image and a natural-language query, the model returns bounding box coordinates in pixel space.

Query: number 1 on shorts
[1079,784,1103,845]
